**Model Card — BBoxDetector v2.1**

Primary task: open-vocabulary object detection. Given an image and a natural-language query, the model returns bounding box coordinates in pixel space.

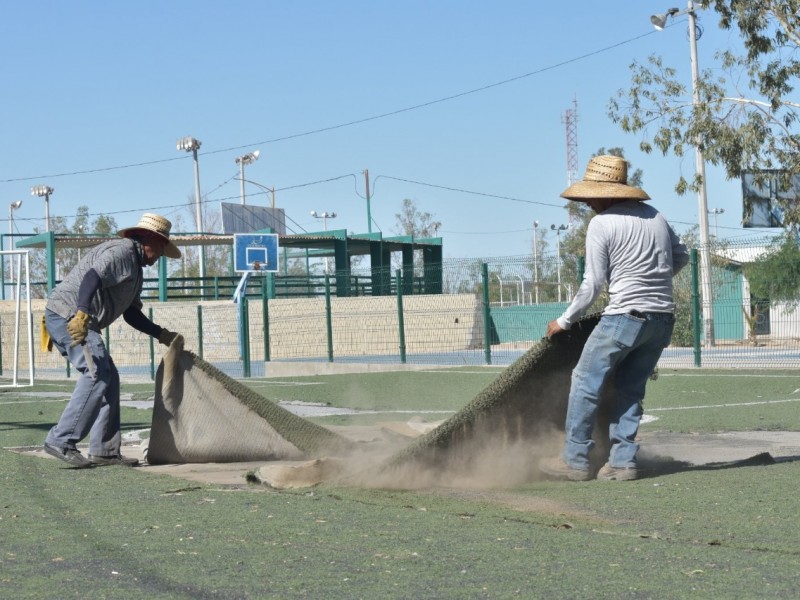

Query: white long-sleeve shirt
[556,200,690,330]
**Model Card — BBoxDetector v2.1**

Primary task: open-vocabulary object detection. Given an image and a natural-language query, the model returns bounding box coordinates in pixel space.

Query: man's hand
[546,319,565,339]
[158,329,179,346]
[66,310,91,348]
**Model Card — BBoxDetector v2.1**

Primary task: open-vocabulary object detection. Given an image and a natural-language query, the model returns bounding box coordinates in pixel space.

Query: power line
[376,175,565,209]
[0,30,656,184]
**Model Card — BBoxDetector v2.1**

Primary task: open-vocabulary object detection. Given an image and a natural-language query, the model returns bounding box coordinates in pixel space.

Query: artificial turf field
[2,367,800,598]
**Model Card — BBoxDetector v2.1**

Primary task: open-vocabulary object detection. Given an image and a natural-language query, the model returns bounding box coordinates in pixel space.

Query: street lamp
[176,136,205,282]
[533,221,540,304]
[551,224,567,303]
[708,207,725,238]
[235,150,260,205]
[652,1,715,346]
[311,211,337,274]
[8,200,22,300]
[31,185,54,232]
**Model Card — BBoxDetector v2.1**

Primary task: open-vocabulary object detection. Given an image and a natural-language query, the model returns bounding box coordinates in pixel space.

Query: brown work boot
[538,456,591,481]
[597,462,638,481]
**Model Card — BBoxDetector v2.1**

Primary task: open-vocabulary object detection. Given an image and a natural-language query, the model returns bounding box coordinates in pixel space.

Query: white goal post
[2,250,34,387]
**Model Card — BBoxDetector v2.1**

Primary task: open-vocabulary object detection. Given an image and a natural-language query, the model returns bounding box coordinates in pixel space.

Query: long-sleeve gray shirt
[556,200,690,330]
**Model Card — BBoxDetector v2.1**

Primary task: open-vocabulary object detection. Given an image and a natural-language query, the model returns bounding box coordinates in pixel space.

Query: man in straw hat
[539,155,689,481]
[43,213,182,468]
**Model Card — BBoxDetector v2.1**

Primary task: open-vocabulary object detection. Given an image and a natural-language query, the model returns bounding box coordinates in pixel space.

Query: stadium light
[235,150,261,205]
[651,0,715,345]
[31,185,54,232]
[176,136,205,283]
[311,210,338,274]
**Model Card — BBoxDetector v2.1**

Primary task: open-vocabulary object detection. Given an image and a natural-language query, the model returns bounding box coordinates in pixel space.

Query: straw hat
[118,213,181,258]
[560,155,650,202]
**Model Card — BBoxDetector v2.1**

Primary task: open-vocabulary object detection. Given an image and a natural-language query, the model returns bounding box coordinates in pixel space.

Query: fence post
[578,256,585,284]
[148,307,155,380]
[262,278,271,362]
[196,304,204,361]
[242,297,251,378]
[158,258,168,302]
[691,248,701,367]
[481,262,492,365]
[325,274,334,362]
[396,269,407,364]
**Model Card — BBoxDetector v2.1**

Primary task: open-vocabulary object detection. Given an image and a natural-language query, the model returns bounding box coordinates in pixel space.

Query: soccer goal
[1,250,34,387]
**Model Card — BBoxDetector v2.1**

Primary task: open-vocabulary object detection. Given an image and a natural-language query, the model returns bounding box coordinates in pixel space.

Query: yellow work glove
[40,315,54,352]
[66,310,91,348]
[158,329,179,346]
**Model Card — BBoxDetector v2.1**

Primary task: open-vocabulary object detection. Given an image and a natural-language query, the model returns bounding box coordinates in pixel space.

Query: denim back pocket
[613,314,644,349]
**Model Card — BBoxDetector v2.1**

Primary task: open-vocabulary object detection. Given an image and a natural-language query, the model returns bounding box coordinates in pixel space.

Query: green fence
[2,236,799,383]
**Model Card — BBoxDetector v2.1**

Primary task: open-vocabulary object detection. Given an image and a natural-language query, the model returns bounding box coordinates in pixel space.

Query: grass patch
[2,370,800,597]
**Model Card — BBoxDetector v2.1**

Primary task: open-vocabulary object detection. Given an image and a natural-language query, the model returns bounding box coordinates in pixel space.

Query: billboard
[221,202,286,235]
[741,170,794,228]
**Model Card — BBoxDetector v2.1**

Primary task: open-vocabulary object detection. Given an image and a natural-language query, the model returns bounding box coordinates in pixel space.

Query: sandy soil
[14,423,800,490]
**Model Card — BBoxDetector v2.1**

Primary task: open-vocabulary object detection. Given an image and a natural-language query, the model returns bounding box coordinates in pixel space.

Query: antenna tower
[562,96,579,186]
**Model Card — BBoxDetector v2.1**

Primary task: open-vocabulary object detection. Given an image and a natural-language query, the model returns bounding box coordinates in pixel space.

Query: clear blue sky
[0,1,770,259]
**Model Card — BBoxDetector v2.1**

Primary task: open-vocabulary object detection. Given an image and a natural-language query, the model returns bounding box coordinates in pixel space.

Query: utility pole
[364,169,372,233]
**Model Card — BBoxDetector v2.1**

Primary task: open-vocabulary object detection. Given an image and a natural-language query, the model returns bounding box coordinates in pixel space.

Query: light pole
[31,185,54,232]
[235,150,260,205]
[176,136,205,282]
[551,224,567,303]
[311,210,337,274]
[363,169,372,233]
[652,1,715,346]
[533,221,540,304]
[77,224,84,262]
[8,200,21,300]
[709,208,725,238]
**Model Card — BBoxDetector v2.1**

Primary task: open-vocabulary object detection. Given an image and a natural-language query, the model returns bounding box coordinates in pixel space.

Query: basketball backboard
[234,233,279,273]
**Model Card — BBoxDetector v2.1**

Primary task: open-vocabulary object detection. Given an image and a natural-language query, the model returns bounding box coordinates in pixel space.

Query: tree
[742,233,800,309]
[608,1,800,227]
[393,198,442,239]
[392,198,442,273]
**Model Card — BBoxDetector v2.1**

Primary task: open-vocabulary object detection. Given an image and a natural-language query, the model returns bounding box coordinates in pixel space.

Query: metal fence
[2,236,799,384]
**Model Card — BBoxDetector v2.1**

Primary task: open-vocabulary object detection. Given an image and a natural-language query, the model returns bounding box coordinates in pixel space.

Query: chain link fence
[2,236,798,383]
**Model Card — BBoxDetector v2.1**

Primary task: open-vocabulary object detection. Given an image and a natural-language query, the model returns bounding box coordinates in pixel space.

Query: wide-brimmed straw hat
[560,155,650,202]
[118,213,181,259]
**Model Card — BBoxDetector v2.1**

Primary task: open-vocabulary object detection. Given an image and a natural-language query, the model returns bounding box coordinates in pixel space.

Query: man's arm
[123,307,180,346]
[123,306,162,338]
[555,219,608,330]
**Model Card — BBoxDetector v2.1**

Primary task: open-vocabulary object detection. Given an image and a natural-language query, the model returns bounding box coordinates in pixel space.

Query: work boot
[597,462,638,481]
[538,456,591,481]
[89,454,140,467]
[43,442,93,469]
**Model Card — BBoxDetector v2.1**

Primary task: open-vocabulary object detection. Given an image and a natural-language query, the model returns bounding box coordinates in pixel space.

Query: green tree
[742,233,800,309]
[609,0,800,227]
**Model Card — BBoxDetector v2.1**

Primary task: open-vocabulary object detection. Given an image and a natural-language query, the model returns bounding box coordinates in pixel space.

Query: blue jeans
[44,309,121,456]
[562,312,674,470]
